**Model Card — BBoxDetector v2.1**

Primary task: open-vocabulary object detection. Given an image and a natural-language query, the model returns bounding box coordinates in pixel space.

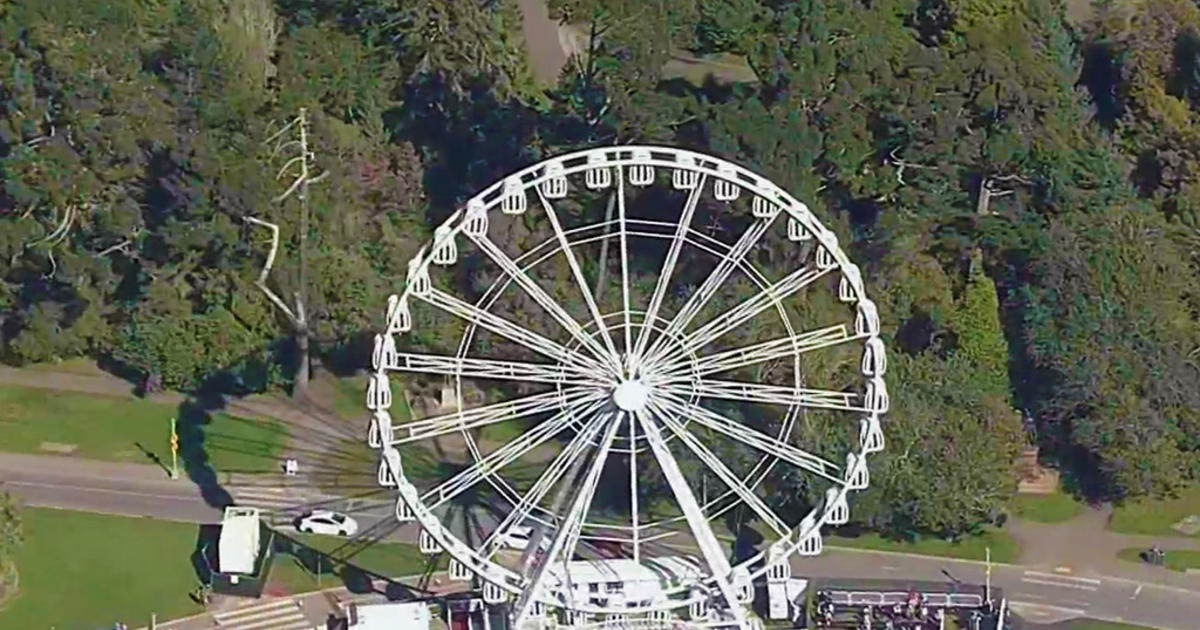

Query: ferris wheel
[366,146,887,629]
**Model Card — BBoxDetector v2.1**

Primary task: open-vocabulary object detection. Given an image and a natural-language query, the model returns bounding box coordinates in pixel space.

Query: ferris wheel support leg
[630,175,707,370]
[634,408,752,630]
[512,412,624,630]
[483,410,609,556]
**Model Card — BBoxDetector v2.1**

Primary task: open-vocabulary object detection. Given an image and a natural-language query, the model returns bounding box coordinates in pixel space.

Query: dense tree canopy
[2,0,1198,536]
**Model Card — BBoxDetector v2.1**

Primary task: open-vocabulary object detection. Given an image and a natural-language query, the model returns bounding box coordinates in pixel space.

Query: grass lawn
[1116,547,1200,572]
[0,385,287,473]
[331,375,413,424]
[1012,491,1084,523]
[1109,485,1200,537]
[0,507,204,629]
[827,528,1020,563]
[286,532,444,578]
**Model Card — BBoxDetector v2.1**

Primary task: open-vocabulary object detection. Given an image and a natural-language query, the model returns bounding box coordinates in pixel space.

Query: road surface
[3,452,1199,630]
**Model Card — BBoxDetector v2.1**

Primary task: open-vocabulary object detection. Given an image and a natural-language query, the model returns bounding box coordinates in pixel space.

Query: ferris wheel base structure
[366,145,889,630]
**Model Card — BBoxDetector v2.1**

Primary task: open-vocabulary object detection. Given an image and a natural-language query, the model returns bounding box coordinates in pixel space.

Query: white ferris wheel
[365,146,888,630]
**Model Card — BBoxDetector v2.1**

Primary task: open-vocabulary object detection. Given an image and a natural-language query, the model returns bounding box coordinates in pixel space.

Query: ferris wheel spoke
[513,411,624,626]
[644,399,788,538]
[671,379,862,413]
[630,175,707,372]
[617,167,635,368]
[652,324,856,380]
[392,388,603,445]
[470,233,619,371]
[634,407,750,630]
[642,212,777,364]
[654,393,843,484]
[643,265,832,370]
[420,288,610,375]
[387,352,611,388]
[535,186,623,369]
[482,407,611,557]
[423,398,607,509]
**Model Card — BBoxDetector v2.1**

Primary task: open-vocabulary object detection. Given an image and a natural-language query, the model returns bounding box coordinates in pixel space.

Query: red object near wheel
[594,540,623,558]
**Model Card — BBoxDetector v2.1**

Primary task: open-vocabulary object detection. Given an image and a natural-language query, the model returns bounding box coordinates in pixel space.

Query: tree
[0,492,22,602]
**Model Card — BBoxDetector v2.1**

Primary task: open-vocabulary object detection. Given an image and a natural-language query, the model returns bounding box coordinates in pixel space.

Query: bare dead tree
[244,108,328,400]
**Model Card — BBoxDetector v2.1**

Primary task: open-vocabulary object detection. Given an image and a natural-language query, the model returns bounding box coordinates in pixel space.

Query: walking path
[1005,504,1200,588]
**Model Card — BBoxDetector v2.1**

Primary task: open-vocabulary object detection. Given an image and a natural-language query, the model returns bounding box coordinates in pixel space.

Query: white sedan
[504,525,550,551]
[296,510,358,537]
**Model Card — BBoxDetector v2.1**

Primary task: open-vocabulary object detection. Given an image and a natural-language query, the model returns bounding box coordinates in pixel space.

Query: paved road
[5,452,1200,630]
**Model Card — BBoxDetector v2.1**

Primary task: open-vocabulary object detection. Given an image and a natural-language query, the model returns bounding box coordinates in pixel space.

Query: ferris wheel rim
[369,145,887,620]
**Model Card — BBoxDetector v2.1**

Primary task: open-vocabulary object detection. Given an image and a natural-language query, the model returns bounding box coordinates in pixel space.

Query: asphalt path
[3,453,1199,629]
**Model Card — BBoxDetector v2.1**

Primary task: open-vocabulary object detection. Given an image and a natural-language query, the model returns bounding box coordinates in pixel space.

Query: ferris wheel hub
[612,379,651,412]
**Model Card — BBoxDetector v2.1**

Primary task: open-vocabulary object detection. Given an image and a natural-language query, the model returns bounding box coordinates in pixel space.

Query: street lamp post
[169,417,180,480]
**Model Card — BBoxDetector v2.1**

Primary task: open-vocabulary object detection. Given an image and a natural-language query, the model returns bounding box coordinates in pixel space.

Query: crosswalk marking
[1021,570,1101,591]
[214,598,311,630]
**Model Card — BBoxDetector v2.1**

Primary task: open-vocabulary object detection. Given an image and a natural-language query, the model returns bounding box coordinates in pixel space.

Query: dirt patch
[1172,515,1200,536]
[38,441,78,454]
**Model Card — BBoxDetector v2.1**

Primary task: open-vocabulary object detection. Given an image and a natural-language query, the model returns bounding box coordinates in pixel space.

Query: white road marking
[1008,600,1087,617]
[1054,566,1073,574]
[880,565,900,571]
[1132,584,1143,599]
[214,598,310,630]
[1021,577,1099,591]
[1024,570,1102,584]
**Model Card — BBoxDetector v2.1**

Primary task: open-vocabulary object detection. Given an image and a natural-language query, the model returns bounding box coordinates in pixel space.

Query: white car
[296,510,358,537]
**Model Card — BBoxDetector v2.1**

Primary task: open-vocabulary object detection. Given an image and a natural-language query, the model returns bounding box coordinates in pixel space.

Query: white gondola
[586,152,611,189]
[839,264,861,302]
[752,192,776,218]
[433,224,458,265]
[861,337,886,376]
[714,164,740,201]
[484,580,507,604]
[406,257,430,296]
[465,198,489,237]
[855,299,880,336]
[787,214,812,241]
[629,149,654,186]
[797,514,823,556]
[865,376,889,414]
[366,372,391,411]
[387,294,412,333]
[816,244,837,270]
[377,447,402,487]
[542,161,569,199]
[825,487,850,525]
[502,176,527,214]
[860,416,885,454]
[673,154,699,190]
[395,496,415,522]
[419,528,439,554]
[372,333,398,371]
[845,453,870,491]
[449,558,473,581]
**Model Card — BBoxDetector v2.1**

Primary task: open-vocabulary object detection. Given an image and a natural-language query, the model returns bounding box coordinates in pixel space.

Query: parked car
[296,510,358,537]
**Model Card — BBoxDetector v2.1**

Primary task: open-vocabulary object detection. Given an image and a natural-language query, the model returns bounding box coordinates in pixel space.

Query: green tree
[0,492,22,602]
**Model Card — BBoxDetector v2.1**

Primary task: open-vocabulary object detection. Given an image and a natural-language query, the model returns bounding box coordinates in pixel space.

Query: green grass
[288,533,443,578]
[1109,485,1200,537]
[0,507,204,629]
[1012,491,1084,523]
[0,385,287,473]
[827,528,1020,563]
[1116,547,1200,572]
